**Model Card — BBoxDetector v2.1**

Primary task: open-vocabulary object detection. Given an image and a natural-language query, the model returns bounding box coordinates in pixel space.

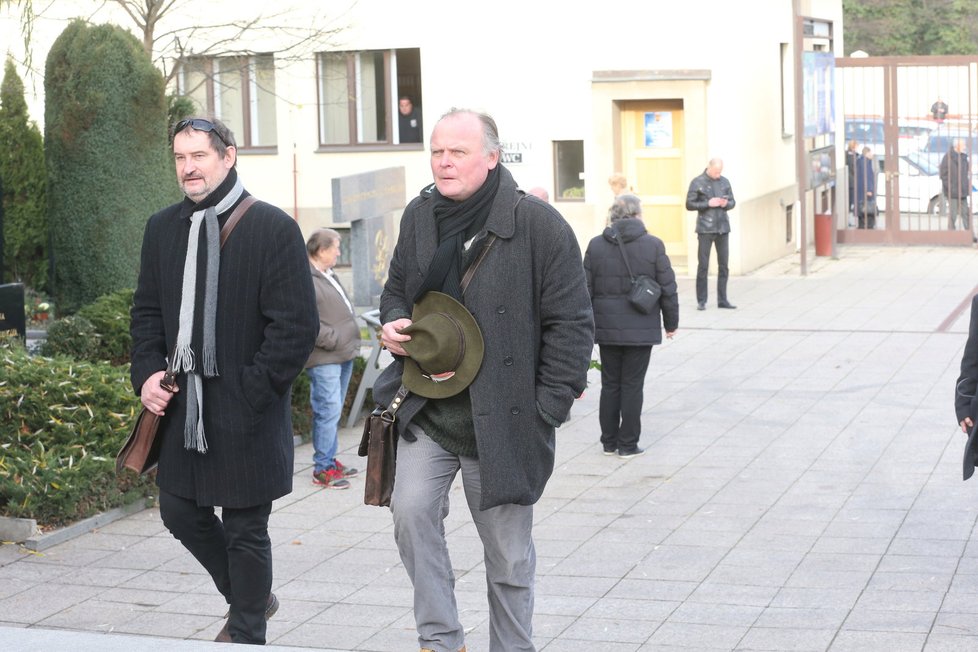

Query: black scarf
[413,166,500,302]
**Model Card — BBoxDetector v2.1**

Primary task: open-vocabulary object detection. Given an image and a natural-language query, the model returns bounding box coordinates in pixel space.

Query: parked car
[876,154,945,215]
[915,127,978,170]
[845,117,935,173]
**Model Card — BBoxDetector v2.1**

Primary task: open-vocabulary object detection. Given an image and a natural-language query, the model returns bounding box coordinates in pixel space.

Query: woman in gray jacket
[305,229,361,489]
[583,194,679,458]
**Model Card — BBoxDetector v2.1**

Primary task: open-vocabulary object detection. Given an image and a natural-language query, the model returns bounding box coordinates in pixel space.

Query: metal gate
[836,56,978,245]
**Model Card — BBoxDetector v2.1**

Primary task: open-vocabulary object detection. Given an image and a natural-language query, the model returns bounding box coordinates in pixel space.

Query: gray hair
[306,228,341,256]
[439,108,502,157]
[609,193,643,222]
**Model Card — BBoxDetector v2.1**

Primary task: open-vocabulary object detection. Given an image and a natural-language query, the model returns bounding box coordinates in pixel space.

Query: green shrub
[39,315,100,360]
[0,337,155,528]
[77,288,133,365]
[45,20,178,312]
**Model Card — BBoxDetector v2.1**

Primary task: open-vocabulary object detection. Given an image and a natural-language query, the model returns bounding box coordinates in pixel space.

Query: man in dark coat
[853,147,877,230]
[375,109,594,652]
[940,139,972,231]
[686,158,737,310]
[130,117,317,644]
[584,193,679,458]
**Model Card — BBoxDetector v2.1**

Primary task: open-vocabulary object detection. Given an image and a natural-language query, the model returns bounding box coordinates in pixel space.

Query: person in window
[940,139,972,232]
[583,193,678,459]
[398,95,423,143]
[854,146,877,229]
[304,228,361,489]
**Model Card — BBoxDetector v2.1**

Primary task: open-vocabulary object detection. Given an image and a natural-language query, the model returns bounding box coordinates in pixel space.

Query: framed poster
[644,112,673,148]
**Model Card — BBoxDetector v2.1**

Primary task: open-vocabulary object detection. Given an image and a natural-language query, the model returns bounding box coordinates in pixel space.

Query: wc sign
[500,141,531,164]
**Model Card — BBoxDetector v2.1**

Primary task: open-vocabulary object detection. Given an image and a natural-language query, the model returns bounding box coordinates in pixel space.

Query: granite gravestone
[332,167,406,306]
[0,283,26,340]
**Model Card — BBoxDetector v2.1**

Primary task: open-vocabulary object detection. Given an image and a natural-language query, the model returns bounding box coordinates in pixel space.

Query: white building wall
[1,0,844,272]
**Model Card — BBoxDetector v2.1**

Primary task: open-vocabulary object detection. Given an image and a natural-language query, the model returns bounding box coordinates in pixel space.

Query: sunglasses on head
[173,118,231,147]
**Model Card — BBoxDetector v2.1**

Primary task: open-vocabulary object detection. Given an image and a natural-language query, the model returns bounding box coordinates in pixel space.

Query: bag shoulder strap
[614,230,637,281]
[220,196,258,248]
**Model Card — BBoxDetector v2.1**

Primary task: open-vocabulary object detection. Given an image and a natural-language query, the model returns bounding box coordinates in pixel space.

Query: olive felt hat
[398,291,485,399]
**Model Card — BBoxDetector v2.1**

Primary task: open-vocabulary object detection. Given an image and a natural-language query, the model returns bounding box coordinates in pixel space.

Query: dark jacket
[940,150,971,199]
[305,263,361,368]
[373,165,595,509]
[130,171,318,507]
[956,295,978,479]
[583,217,679,346]
[853,154,876,213]
[686,170,736,234]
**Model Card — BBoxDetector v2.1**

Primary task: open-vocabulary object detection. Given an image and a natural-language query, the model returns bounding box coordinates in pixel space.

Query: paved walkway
[3,245,978,651]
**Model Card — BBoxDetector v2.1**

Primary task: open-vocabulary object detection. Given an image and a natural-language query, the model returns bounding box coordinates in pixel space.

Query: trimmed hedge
[0,337,155,528]
[0,58,47,289]
[44,20,178,312]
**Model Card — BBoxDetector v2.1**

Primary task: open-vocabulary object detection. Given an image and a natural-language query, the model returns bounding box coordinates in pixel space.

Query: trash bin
[814,213,832,257]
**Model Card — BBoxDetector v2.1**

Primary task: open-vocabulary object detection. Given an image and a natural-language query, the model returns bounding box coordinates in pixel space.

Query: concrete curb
[0,495,154,551]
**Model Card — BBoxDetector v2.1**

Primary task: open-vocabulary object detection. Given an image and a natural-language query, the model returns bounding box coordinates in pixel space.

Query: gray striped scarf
[172,177,244,452]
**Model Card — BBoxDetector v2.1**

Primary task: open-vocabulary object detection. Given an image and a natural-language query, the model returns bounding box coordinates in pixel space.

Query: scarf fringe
[183,374,209,453]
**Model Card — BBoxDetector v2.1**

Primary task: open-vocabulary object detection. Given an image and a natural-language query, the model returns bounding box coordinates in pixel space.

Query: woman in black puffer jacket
[583,194,679,458]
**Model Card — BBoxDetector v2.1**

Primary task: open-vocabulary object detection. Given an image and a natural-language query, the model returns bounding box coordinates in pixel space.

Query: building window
[554,141,585,201]
[317,48,423,148]
[178,54,278,150]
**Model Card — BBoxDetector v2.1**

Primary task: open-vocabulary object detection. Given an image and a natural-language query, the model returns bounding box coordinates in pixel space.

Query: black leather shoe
[697,301,706,311]
[215,593,279,643]
[718,301,737,309]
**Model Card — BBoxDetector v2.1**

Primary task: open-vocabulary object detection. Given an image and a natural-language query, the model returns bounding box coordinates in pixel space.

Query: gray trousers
[948,196,971,231]
[391,426,536,652]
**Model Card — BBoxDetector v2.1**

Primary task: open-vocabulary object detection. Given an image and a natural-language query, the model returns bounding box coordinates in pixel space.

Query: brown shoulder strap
[220,196,258,248]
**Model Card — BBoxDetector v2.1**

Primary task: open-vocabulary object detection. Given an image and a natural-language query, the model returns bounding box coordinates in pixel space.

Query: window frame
[315,48,424,151]
[177,54,279,153]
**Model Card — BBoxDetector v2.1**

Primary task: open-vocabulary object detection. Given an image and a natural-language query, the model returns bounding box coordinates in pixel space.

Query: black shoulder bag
[615,232,661,315]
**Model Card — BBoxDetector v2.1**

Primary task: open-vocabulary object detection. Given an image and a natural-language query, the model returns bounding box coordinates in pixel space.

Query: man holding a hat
[375,108,594,652]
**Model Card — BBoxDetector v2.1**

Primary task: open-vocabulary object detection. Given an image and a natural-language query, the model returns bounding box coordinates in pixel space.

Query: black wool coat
[955,295,978,479]
[583,217,679,346]
[130,172,318,507]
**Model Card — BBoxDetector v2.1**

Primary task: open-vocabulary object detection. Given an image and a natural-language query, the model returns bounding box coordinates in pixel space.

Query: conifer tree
[44,20,178,311]
[0,58,47,288]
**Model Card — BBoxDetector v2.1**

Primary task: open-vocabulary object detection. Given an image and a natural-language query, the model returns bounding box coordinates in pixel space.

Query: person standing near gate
[686,158,736,310]
[940,139,971,232]
[854,146,877,230]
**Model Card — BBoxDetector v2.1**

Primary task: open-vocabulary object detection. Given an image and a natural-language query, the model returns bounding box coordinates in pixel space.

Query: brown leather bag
[358,386,407,506]
[116,196,258,475]
[356,229,503,505]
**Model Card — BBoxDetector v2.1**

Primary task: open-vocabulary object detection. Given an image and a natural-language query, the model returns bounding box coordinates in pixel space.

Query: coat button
[510,406,520,415]
[503,356,513,366]
[496,305,506,314]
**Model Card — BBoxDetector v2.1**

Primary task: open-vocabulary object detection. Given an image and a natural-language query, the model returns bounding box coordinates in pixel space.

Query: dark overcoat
[583,217,679,346]
[955,295,978,480]
[373,165,595,509]
[130,172,318,507]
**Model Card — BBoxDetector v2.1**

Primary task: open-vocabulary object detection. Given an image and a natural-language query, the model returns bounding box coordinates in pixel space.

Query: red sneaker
[312,466,350,489]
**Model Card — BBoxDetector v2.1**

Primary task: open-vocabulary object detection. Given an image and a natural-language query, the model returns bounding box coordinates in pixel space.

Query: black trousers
[696,232,729,305]
[159,490,273,644]
[599,344,652,452]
